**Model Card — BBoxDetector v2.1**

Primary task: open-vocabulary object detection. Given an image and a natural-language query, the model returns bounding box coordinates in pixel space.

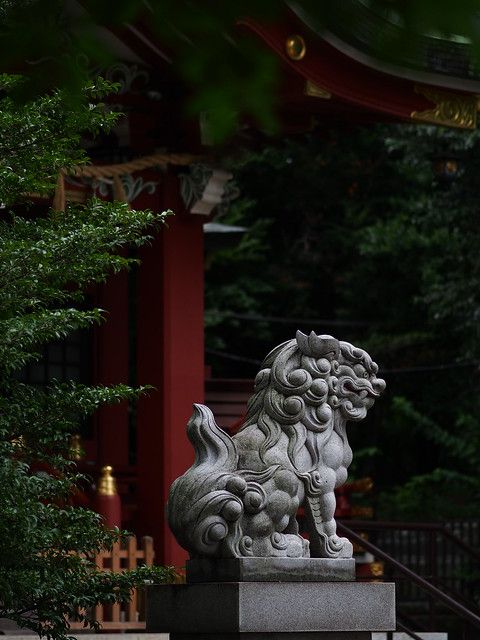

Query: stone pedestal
[153,333,393,640]
[186,558,356,583]
[146,580,395,640]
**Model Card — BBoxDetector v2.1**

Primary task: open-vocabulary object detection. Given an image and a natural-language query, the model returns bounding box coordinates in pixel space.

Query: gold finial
[70,434,83,461]
[97,465,118,496]
[286,34,306,61]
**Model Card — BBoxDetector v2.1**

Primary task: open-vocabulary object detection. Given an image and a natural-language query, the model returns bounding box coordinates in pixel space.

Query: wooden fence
[70,536,154,631]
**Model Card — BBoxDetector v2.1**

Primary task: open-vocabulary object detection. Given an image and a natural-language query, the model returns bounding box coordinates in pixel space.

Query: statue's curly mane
[237,333,380,468]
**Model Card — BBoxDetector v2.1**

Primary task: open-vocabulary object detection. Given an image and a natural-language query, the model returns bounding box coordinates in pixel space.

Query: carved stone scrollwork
[167,331,385,560]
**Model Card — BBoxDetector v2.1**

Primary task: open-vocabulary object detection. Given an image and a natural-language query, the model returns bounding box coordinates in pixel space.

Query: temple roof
[289,1,480,92]
[78,0,480,134]
[239,3,480,131]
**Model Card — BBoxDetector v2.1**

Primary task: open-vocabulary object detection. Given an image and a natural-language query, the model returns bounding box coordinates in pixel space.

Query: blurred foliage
[0,75,174,640]
[0,74,117,206]
[377,469,479,521]
[205,123,480,519]
[1,1,480,139]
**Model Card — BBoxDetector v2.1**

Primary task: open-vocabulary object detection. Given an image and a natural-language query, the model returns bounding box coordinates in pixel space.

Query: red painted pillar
[136,170,204,567]
[94,271,130,468]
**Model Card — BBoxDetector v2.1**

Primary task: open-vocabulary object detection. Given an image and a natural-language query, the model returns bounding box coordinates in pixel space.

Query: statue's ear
[296,330,340,360]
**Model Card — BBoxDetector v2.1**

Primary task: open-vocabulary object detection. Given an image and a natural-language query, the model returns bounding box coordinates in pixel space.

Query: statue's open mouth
[342,377,380,398]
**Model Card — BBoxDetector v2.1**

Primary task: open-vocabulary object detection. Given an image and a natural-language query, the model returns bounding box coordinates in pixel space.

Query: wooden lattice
[69,536,154,631]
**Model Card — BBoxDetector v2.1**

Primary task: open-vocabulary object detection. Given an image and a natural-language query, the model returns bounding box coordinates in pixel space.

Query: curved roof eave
[288,1,480,94]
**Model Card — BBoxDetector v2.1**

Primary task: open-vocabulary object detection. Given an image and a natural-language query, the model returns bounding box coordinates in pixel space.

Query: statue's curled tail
[167,404,248,557]
[167,403,306,558]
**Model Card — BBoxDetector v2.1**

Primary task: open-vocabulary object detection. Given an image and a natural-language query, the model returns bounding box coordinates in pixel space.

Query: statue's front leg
[305,491,353,558]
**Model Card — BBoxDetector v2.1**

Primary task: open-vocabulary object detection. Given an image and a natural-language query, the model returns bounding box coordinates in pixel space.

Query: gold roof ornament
[286,34,306,61]
[97,465,118,496]
[411,85,478,129]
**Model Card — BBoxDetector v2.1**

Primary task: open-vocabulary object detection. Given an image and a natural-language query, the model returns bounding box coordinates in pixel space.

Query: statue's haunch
[167,331,385,559]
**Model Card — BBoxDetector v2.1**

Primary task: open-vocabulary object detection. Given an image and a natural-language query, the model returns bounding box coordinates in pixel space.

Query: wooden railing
[70,536,154,631]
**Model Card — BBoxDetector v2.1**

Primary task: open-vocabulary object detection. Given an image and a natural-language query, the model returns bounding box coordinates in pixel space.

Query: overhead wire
[205,348,479,375]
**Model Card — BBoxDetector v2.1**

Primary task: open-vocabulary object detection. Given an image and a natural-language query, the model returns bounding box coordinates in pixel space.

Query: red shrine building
[28,3,480,567]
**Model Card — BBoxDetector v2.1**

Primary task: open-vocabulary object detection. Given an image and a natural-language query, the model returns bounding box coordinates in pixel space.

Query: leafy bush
[0,76,174,639]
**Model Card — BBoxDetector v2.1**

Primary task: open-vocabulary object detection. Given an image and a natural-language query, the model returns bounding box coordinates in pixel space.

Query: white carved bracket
[180,164,239,216]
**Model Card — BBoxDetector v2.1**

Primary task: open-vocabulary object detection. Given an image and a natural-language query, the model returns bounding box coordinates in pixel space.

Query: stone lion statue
[167,331,385,559]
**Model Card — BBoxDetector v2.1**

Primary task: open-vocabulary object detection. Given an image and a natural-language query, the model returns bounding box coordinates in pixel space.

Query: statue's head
[300,332,386,421]
[241,331,385,460]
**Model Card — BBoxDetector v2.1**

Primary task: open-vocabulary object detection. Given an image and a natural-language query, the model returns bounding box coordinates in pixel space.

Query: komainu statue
[167,331,385,560]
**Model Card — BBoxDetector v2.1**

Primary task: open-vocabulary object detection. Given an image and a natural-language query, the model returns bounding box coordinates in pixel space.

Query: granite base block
[147,582,395,634]
[186,558,356,583]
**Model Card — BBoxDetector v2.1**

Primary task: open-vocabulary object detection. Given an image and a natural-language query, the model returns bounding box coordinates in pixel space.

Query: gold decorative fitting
[370,562,384,578]
[286,34,306,61]
[411,85,478,130]
[97,465,118,496]
[305,80,331,99]
[70,434,83,461]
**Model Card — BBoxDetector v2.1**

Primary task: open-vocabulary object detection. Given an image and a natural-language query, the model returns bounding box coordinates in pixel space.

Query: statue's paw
[312,533,353,558]
[327,535,353,558]
[284,533,309,558]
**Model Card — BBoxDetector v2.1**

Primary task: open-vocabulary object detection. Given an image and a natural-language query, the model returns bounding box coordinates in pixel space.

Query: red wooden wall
[92,169,204,567]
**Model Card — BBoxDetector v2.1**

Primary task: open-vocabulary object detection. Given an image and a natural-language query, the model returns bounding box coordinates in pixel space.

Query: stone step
[0,636,168,640]
[372,633,448,639]
[0,631,441,639]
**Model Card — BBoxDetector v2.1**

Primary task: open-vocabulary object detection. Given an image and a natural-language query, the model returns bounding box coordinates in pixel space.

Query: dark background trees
[205,124,480,520]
